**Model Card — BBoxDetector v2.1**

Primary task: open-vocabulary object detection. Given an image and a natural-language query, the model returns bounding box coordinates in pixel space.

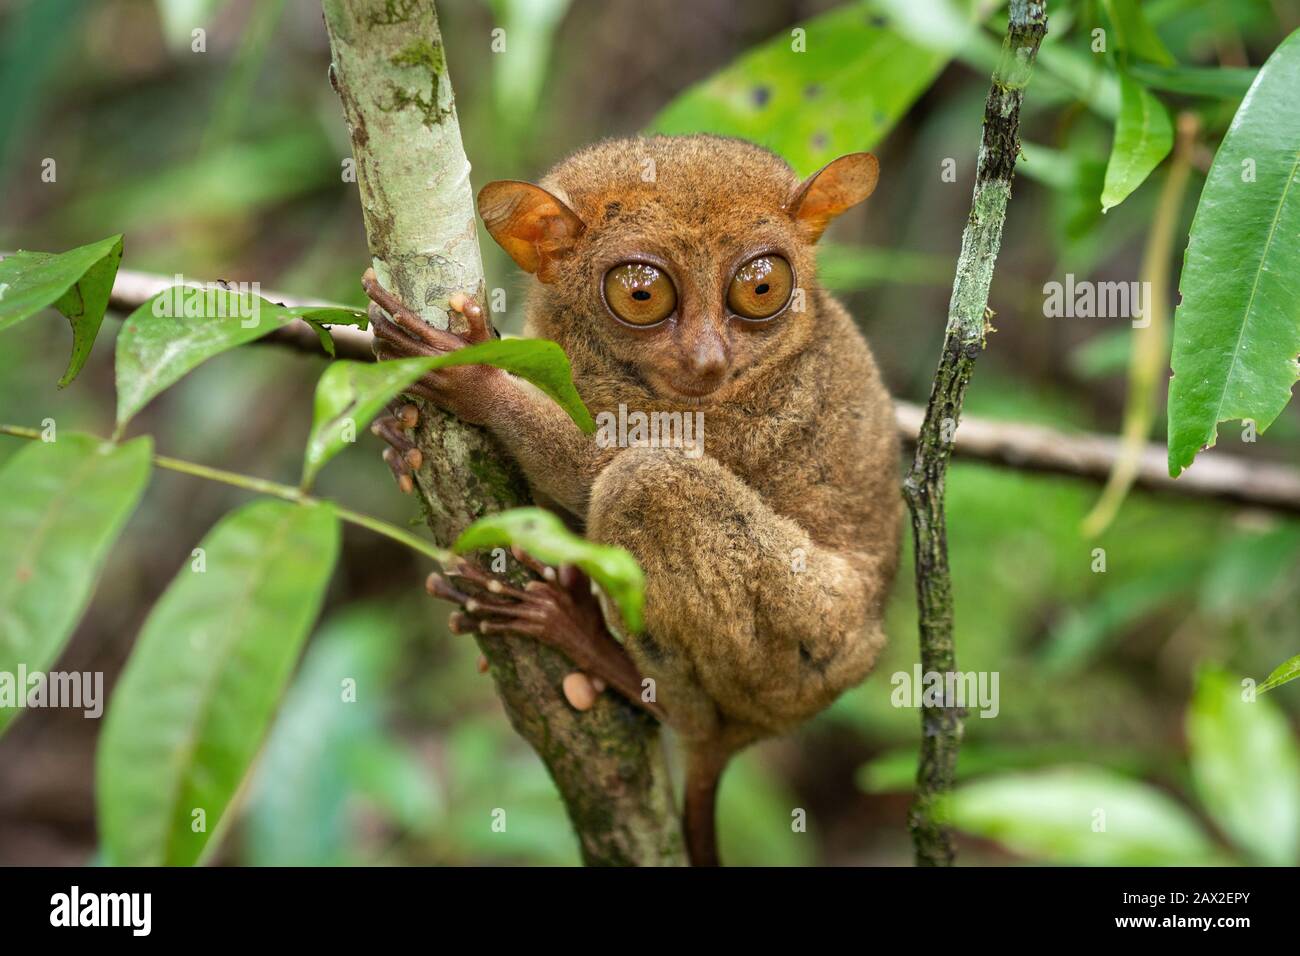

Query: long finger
[382,447,414,494]
[511,545,558,582]
[372,418,422,469]
[369,303,427,353]
[363,269,447,349]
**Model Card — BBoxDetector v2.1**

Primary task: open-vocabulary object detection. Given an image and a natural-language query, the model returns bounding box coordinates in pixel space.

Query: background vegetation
[1,0,1297,866]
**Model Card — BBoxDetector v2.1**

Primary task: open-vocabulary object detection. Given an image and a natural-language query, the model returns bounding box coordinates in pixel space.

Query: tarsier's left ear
[786,152,879,243]
[478,180,586,282]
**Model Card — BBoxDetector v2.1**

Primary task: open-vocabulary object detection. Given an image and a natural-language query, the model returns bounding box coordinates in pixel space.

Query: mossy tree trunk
[322,0,683,866]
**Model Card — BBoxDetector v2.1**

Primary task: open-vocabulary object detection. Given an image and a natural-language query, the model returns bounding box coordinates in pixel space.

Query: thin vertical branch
[902,0,1047,866]
[321,0,682,866]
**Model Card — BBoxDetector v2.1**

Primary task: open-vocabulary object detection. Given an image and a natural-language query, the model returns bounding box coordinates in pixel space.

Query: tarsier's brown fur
[371,135,901,865]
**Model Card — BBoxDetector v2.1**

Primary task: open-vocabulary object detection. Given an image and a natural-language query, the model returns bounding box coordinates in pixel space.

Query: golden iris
[603,263,677,326]
[727,255,793,319]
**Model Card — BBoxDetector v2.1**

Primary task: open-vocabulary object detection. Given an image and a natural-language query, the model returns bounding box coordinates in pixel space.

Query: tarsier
[364,135,901,866]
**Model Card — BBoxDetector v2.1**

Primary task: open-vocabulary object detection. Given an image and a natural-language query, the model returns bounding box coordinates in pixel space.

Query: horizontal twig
[101,268,1300,516]
[108,268,376,360]
[894,404,1300,515]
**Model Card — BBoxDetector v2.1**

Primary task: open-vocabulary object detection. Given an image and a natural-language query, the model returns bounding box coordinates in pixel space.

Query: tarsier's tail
[684,746,732,866]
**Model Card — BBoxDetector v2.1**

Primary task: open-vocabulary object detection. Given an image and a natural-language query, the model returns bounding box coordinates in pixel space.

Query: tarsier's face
[584,206,813,402]
[598,250,796,398]
[478,136,878,403]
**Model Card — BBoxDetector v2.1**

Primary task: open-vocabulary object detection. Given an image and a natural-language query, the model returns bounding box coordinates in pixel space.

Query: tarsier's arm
[487,381,607,517]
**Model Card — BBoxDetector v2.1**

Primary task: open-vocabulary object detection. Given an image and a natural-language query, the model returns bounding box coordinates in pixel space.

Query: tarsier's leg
[426,554,667,722]
[585,447,889,737]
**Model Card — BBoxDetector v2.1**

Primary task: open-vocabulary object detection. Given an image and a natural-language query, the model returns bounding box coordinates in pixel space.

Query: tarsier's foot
[427,552,667,723]
[371,402,421,494]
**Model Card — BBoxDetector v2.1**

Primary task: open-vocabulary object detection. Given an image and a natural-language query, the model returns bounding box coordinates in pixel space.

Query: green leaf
[302,339,593,488]
[1167,29,1300,476]
[1101,0,1175,66]
[302,358,439,489]
[437,339,594,434]
[454,507,644,633]
[649,0,976,175]
[0,235,124,386]
[942,767,1219,865]
[1187,665,1300,865]
[289,307,368,358]
[1100,74,1173,212]
[1128,62,1257,100]
[97,499,339,866]
[0,434,152,737]
[113,286,366,431]
[1259,654,1300,694]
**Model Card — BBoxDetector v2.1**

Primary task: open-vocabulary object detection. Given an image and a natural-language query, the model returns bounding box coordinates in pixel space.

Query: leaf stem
[0,424,451,563]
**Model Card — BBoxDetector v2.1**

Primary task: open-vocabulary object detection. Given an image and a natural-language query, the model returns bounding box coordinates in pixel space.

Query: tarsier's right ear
[785,153,879,243]
[478,180,586,282]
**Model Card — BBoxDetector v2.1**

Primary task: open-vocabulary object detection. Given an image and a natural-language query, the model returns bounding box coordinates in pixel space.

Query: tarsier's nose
[686,324,730,381]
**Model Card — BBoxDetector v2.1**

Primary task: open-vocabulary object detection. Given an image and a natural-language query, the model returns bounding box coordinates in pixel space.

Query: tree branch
[320,0,681,866]
[901,0,1047,866]
[102,268,1300,516]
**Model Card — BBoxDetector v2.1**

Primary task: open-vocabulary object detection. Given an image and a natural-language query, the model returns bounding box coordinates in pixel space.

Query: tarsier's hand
[362,268,510,427]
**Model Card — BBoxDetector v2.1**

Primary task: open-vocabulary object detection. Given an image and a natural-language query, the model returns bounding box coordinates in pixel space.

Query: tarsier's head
[478,135,877,403]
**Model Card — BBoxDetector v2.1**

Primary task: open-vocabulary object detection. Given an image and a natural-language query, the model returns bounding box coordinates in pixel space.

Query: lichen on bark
[322,0,683,866]
[903,0,1047,867]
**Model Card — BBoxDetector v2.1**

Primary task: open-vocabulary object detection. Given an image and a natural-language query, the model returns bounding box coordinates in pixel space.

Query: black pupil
[755,283,770,294]
[632,289,651,301]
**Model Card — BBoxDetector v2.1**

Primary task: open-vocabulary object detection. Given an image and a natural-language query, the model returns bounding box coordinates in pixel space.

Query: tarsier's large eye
[727,255,793,320]
[603,263,677,326]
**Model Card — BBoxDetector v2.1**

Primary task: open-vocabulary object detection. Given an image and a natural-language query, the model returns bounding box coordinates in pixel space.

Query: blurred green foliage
[1,0,1298,866]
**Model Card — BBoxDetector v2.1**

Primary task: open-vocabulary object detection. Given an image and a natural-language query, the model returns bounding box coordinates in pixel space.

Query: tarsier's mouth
[650,370,733,403]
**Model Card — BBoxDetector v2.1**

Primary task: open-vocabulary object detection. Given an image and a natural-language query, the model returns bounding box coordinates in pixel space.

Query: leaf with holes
[97,499,339,866]
[0,234,123,386]
[1167,29,1300,476]
[0,434,152,737]
[649,0,980,175]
